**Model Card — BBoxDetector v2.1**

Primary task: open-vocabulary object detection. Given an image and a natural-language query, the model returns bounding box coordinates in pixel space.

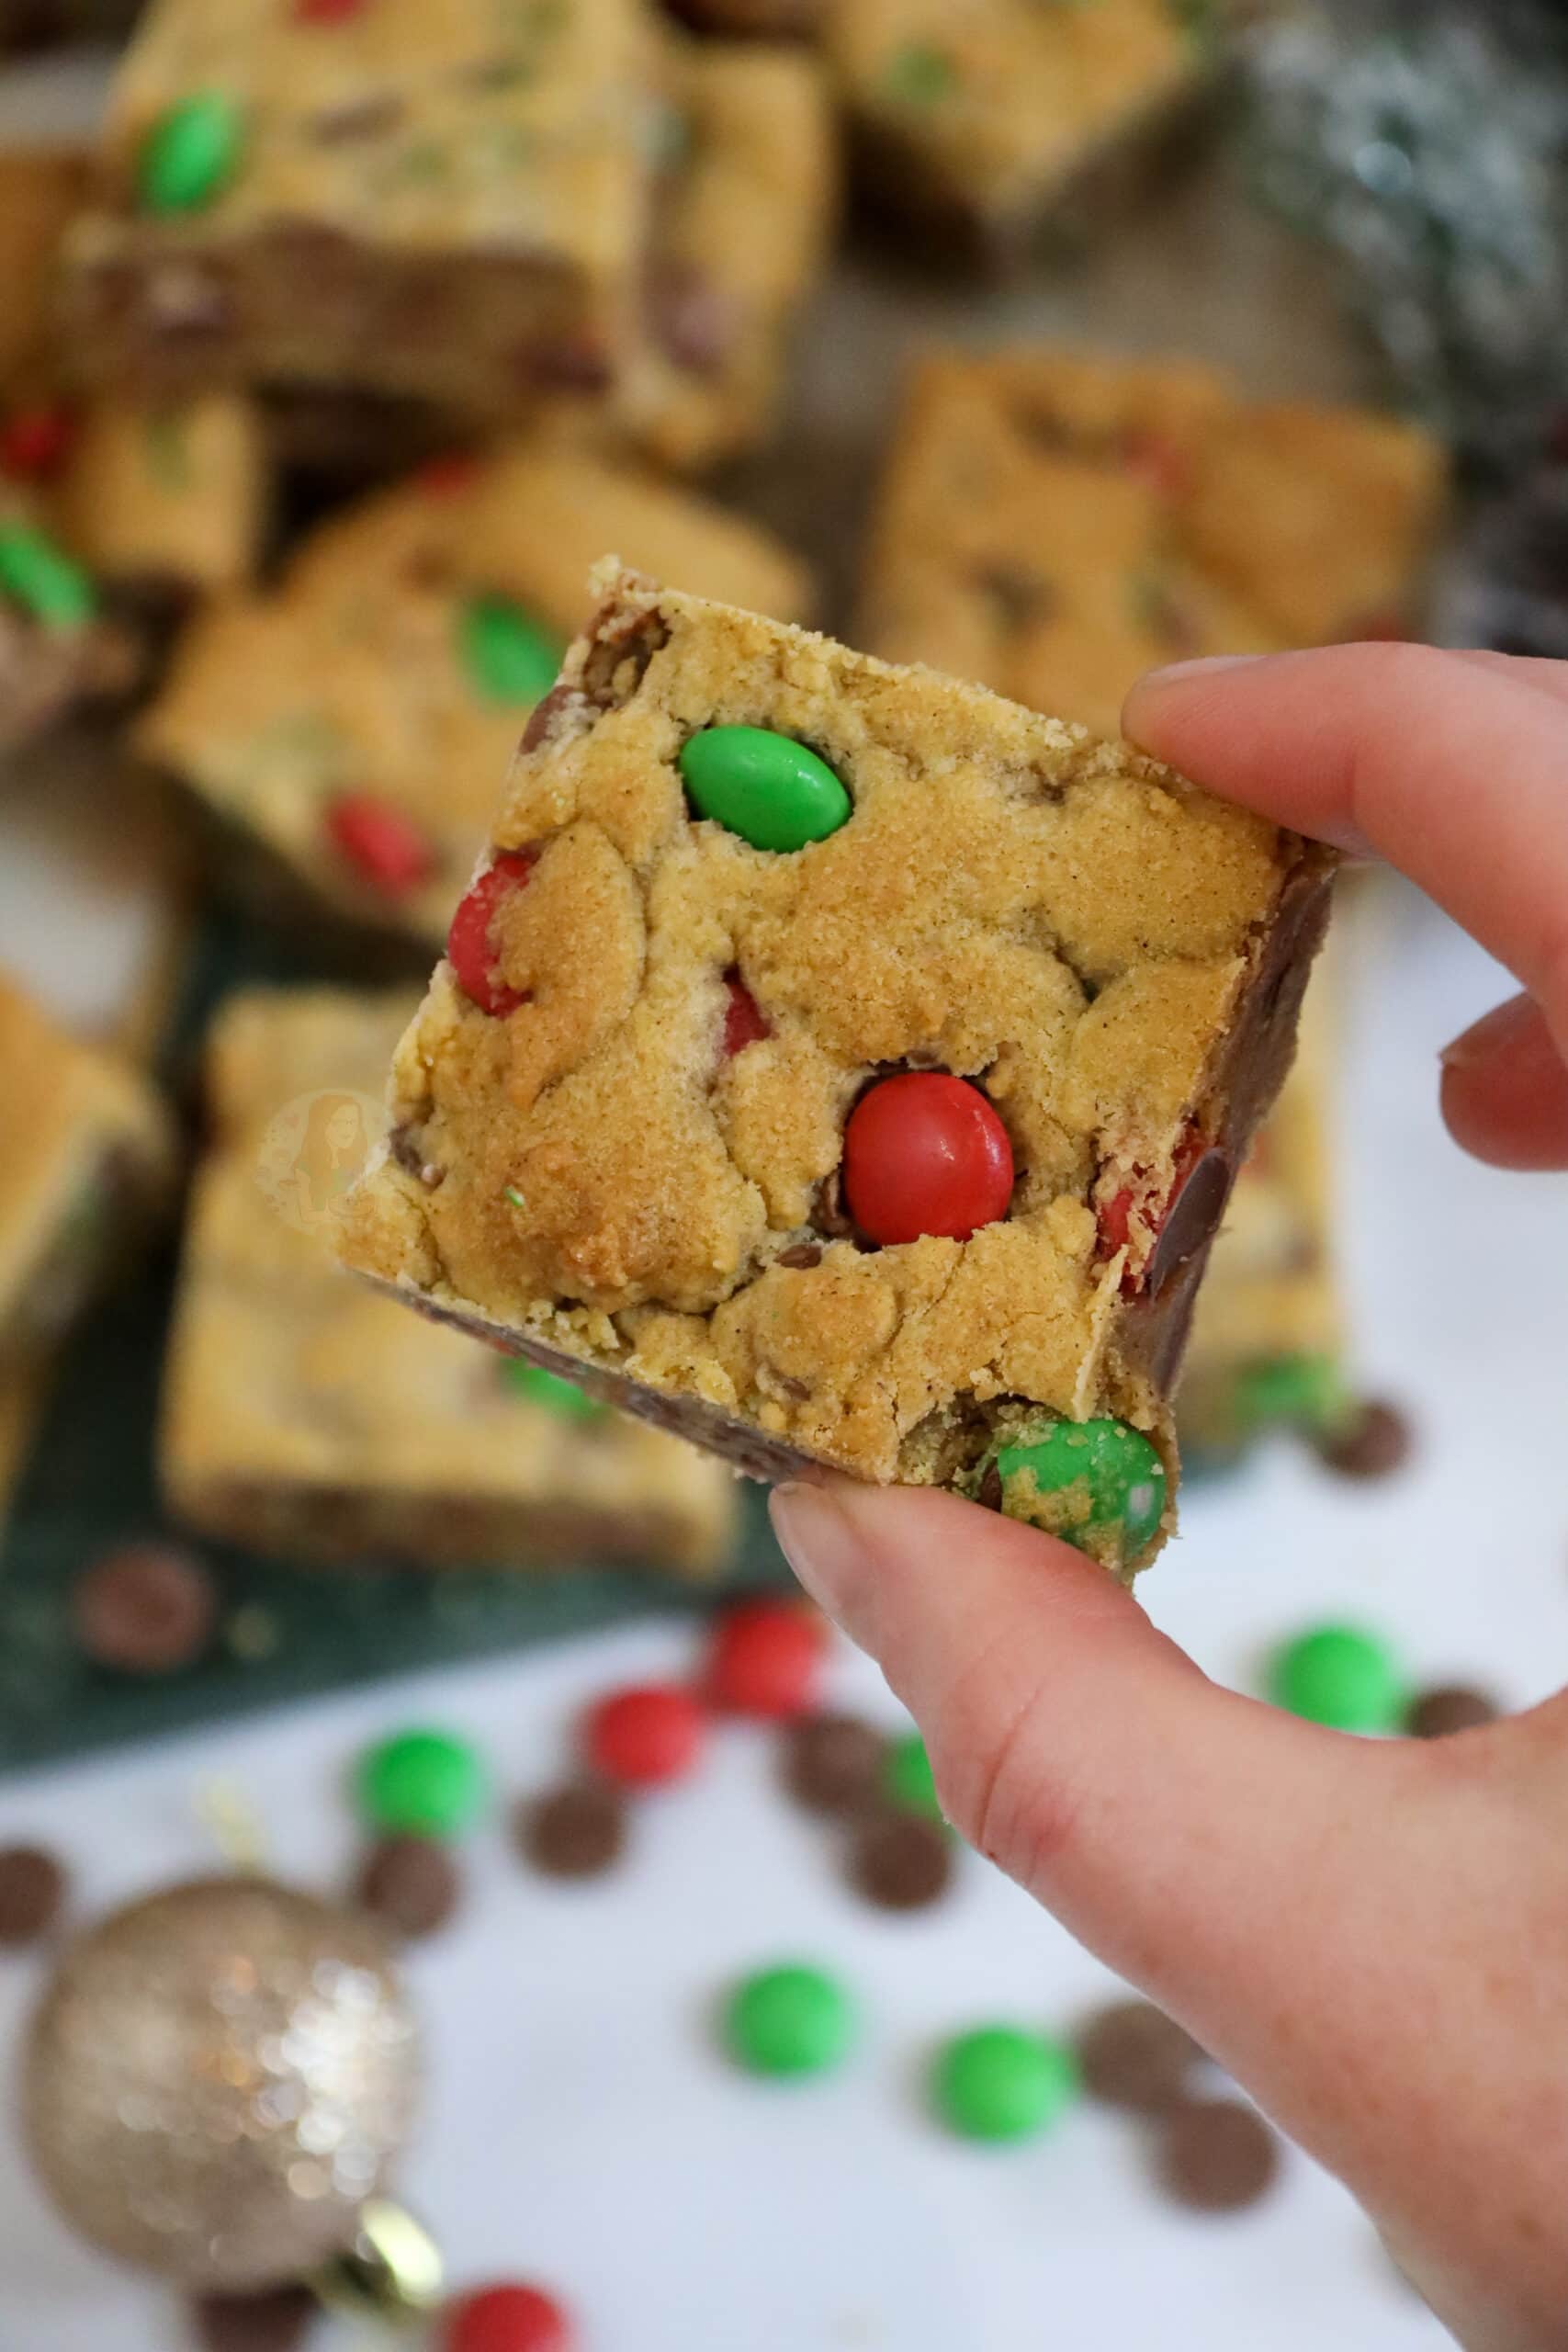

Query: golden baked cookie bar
[0,973,174,1375]
[340,566,1335,1577]
[162,986,737,1574]
[828,0,1225,254]
[51,393,268,600]
[140,437,813,948]
[61,0,659,420]
[1178,972,1344,1458]
[0,148,93,395]
[859,347,1449,743]
[629,39,837,469]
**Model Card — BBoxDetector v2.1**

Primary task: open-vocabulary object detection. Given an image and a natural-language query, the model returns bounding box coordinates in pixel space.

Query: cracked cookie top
[344,568,1324,1486]
[860,347,1448,742]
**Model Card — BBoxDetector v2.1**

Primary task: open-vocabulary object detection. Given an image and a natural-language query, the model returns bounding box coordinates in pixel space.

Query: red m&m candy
[296,0,369,21]
[447,851,536,1015]
[707,1600,825,1719]
[325,794,434,896]
[842,1072,1012,1247]
[0,406,75,481]
[723,971,770,1057]
[444,2283,573,2352]
[583,1683,705,1786]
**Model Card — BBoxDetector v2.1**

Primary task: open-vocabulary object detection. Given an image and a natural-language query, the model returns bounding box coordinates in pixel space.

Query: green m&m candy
[882,41,955,102]
[0,525,96,629]
[459,594,564,704]
[979,1416,1166,1569]
[356,1728,488,1838]
[884,1729,942,1821]
[1234,1352,1350,1436]
[1269,1623,1404,1734]
[502,1358,604,1421]
[724,1962,856,2079]
[679,726,851,854]
[931,2025,1078,2143]
[139,92,244,215]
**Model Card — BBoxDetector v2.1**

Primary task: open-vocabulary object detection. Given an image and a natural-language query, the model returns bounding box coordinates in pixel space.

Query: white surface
[0,889,1563,2352]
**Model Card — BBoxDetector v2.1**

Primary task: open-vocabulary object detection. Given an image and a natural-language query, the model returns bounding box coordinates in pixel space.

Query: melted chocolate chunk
[976,1461,1003,1513]
[776,1243,823,1270]
[581,605,671,707]
[1145,1147,1233,1296]
[520,680,578,751]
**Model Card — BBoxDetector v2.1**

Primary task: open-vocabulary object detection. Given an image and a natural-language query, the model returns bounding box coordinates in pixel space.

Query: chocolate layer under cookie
[342,568,1334,1574]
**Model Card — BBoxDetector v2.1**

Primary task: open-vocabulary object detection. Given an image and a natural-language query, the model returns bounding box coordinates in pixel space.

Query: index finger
[1122,645,1568,1047]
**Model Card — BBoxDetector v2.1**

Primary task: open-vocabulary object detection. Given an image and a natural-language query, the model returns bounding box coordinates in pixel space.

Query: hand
[771,646,1568,2352]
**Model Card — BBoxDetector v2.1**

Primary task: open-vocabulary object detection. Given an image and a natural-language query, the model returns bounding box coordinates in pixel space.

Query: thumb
[770,1479,1400,2062]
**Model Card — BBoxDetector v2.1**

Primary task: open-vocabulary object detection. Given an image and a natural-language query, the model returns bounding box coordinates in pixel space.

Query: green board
[0,920,790,1777]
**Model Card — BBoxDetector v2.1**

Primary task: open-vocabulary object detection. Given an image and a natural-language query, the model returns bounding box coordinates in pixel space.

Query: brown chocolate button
[355,1835,460,1939]
[847,1810,953,1911]
[1146,1148,1233,1296]
[780,1713,889,1818]
[1154,2098,1280,2212]
[72,1543,217,1675]
[1076,1997,1203,2113]
[976,1462,1003,1513]
[190,2285,316,2352]
[0,1845,67,1946]
[1316,1397,1415,1481]
[1405,1683,1500,1738]
[518,1780,627,1878]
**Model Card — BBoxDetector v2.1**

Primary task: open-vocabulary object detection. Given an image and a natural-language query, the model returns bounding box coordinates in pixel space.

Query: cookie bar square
[161,986,737,1574]
[60,0,659,420]
[0,148,93,395]
[51,393,269,603]
[630,39,837,469]
[0,974,174,1374]
[340,566,1335,1577]
[1178,972,1355,1462]
[858,347,1449,743]
[828,0,1228,255]
[139,436,814,948]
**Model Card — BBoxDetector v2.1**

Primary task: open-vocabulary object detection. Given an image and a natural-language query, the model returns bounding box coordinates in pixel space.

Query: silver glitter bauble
[22,1877,421,2292]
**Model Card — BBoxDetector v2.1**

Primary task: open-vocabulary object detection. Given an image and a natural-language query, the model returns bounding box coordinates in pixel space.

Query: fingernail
[1438,993,1533,1071]
[1136,652,1269,689]
[769,1482,869,1617]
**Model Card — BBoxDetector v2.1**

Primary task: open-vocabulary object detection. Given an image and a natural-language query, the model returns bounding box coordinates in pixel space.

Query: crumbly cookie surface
[343,569,1333,1562]
[629,40,837,469]
[0,975,174,1365]
[139,438,813,944]
[828,0,1208,230]
[859,347,1450,742]
[163,986,735,1573]
[55,395,268,595]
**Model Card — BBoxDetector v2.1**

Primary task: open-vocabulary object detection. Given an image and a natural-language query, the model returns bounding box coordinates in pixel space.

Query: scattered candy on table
[724,1961,857,2079]
[883,1728,942,1820]
[357,1727,489,1838]
[931,2024,1079,2144]
[517,1781,628,1880]
[1404,1682,1500,1737]
[0,1845,68,1946]
[846,1811,953,1911]
[71,1542,217,1676]
[1074,1998,1204,2116]
[1152,2098,1281,2213]
[583,1683,707,1787]
[707,1600,826,1719]
[355,1834,462,1940]
[780,1712,891,1817]
[443,2281,575,2352]
[1269,1623,1406,1734]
